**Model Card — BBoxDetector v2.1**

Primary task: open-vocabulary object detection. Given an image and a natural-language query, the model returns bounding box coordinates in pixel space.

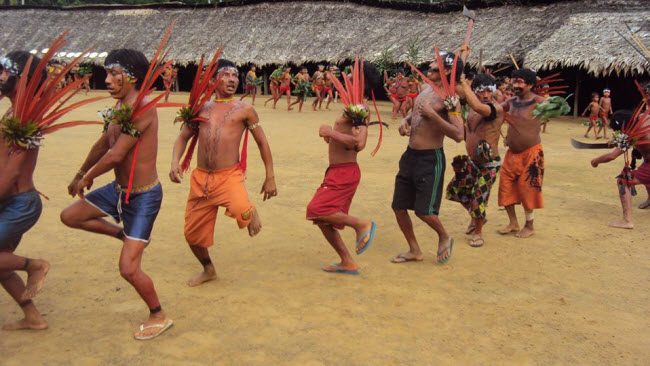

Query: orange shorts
[184,165,254,247]
[498,143,544,210]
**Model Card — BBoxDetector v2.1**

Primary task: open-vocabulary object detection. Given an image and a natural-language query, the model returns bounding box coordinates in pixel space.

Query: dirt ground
[1,91,648,365]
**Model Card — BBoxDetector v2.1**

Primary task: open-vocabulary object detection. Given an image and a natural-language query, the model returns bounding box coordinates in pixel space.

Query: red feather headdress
[0,31,105,151]
[408,45,460,110]
[327,56,383,156]
[100,21,175,203]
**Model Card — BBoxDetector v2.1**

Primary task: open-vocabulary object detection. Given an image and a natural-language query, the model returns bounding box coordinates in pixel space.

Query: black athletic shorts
[392,146,446,216]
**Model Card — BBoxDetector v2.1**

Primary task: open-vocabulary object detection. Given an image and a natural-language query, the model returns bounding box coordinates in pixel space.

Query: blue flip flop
[322,264,359,275]
[355,221,376,255]
[437,238,454,264]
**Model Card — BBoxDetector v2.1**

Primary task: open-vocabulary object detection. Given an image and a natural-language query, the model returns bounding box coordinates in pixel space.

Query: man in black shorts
[391,52,464,264]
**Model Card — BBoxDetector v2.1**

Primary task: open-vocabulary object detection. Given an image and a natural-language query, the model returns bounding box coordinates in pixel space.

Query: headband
[104,62,136,79]
[0,57,20,76]
[473,84,496,93]
[217,65,238,74]
[603,88,611,93]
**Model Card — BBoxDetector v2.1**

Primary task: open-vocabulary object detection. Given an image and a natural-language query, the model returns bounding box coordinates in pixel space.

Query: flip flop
[355,222,376,255]
[469,238,484,248]
[134,319,174,340]
[639,201,650,209]
[322,264,359,275]
[391,254,423,263]
[465,224,476,235]
[437,238,454,264]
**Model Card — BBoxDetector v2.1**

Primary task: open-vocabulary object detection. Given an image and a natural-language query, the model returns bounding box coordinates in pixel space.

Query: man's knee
[119,262,138,282]
[0,270,15,282]
[60,207,79,228]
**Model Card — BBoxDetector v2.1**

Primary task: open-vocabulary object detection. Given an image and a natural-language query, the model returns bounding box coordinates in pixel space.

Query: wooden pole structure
[263,71,269,95]
[573,70,581,118]
[478,49,483,73]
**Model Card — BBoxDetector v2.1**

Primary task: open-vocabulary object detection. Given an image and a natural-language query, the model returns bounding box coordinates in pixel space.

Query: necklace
[215,97,235,103]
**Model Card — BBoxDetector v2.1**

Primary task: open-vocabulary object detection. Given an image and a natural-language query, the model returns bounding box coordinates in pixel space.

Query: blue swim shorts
[0,190,43,250]
[85,181,162,243]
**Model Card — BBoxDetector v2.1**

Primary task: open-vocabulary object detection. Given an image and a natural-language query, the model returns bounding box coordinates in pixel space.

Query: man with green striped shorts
[390,53,465,264]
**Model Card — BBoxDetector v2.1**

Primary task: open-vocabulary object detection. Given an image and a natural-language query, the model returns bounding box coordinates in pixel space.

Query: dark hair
[466,71,476,81]
[511,68,537,86]
[104,49,149,89]
[440,51,464,83]
[505,84,514,91]
[610,109,633,131]
[217,59,237,71]
[496,80,504,88]
[472,74,496,90]
[363,61,381,99]
[591,92,599,98]
[1,51,47,95]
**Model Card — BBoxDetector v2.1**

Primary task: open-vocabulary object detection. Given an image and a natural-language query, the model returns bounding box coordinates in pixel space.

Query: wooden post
[263,71,269,95]
[478,49,483,73]
[573,70,581,119]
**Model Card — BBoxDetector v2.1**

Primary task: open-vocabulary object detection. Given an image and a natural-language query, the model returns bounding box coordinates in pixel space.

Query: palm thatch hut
[0,0,647,111]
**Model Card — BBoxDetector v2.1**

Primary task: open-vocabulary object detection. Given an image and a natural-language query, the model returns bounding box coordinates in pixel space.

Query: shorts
[0,191,42,251]
[392,147,446,216]
[306,163,361,230]
[184,165,254,247]
[407,93,419,98]
[632,161,650,186]
[323,87,332,93]
[85,181,162,243]
[280,86,291,93]
[498,143,544,210]
[446,157,501,220]
[599,112,609,119]
[245,84,256,92]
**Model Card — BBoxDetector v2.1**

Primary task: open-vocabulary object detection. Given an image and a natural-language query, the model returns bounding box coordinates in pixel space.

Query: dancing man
[497,68,548,238]
[446,73,504,247]
[169,60,277,286]
[61,49,172,340]
[391,53,464,264]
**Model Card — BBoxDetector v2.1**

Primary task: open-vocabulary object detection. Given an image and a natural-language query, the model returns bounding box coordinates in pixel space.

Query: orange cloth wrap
[498,143,545,210]
[184,165,254,247]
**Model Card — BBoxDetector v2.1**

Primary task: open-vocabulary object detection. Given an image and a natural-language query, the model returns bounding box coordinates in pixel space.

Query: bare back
[328,114,364,165]
[196,100,253,170]
[0,108,38,195]
[408,86,448,149]
[505,94,546,153]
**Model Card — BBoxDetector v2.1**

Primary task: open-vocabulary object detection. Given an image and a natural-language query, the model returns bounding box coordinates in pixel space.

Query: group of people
[582,88,614,139]
[1,37,648,343]
[46,60,92,94]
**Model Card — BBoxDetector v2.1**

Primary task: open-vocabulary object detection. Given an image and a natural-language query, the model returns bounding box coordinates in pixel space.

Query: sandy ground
[1,91,648,365]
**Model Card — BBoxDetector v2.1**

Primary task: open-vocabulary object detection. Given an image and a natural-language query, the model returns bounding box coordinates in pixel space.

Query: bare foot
[498,224,520,235]
[584,133,589,138]
[2,317,48,331]
[607,220,634,229]
[288,107,293,111]
[247,209,262,237]
[187,269,217,287]
[21,259,50,301]
[515,226,535,238]
[134,313,173,340]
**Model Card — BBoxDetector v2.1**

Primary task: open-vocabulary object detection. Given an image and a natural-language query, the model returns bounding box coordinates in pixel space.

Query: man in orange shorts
[169,59,277,287]
[498,68,549,238]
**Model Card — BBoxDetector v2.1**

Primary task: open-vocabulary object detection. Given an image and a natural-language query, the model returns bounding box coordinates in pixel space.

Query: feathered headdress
[0,32,105,151]
[408,45,460,111]
[100,21,175,203]
[159,47,223,172]
[326,56,384,156]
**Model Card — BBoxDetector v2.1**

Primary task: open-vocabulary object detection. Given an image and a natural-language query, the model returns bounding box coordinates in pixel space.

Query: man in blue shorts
[0,51,50,331]
[60,49,172,340]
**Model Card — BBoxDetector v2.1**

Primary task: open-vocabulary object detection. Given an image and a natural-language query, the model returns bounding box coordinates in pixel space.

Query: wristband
[77,169,86,177]
[448,111,461,116]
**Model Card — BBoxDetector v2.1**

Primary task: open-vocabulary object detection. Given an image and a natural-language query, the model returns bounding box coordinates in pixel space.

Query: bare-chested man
[239,65,258,105]
[321,65,335,110]
[60,49,172,340]
[591,109,650,229]
[497,68,548,238]
[389,69,409,120]
[312,65,325,111]
[446,73,504,248]
[390,54,464,264]
[494,80,506,103]
[275,66,293,110]
[288,67,311,112]
[263,65,283,108]
[598,88,613,139]
[169,59,277,286]
[0,51,50,331]
[306,61,379,274]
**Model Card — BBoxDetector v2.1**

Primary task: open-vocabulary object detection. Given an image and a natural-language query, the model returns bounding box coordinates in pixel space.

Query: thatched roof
[525,9,650,76]
[0,0,648,76]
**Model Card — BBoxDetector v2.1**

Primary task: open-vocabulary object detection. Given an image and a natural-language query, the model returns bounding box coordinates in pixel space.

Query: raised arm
[460,75,494,118]
[591,147,624,167]
[246,107,277,201]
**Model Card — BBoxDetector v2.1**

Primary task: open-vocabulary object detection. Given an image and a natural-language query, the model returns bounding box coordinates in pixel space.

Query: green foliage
[405,37,423,66]
[375,47,395,75]
[533,95,572,120]
[292,81,312,98]
[0,117,41,149]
